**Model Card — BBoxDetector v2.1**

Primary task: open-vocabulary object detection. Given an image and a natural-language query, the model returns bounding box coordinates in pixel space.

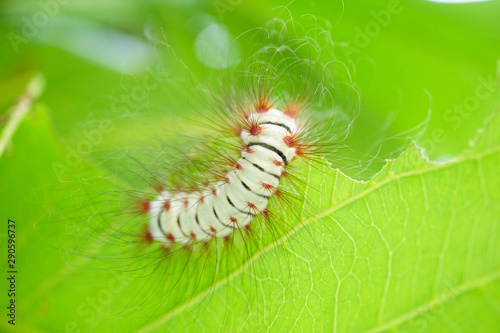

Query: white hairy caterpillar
[147,108,303,247]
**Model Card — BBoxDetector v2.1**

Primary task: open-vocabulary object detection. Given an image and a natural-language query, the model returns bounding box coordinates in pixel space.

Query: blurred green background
[1,0,499,332]
[1,0,499,158]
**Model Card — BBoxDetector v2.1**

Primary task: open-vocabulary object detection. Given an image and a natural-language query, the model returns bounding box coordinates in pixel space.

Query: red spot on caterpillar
[283,131,315,158]
[283,135,295,147]
[190,232,197,240]
[142,225,153,244]
[183,200,189,208]
[210,226,217,233]
[225,177,231,184]
[138,200,150,215]
[144,231,153,243]
[230,217,237,223]
[246,201,258,214]
[212,189,217,196]
[242,116,264,136]
[249,124,263,136]
[262,182,272,190]
[273,159,282,166]
[163,201,171,211]
[245,147,255,154]
[262,208,270,217]
[200,196,205,203]
[223,155,245,175]
[166,233,175,242]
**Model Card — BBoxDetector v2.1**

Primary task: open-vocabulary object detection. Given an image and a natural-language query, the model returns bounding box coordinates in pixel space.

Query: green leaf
[2,100,499,332]
[2,1,500,332]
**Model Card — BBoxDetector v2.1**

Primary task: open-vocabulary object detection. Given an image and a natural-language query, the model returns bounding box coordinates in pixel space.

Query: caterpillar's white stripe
[148,108,299,246]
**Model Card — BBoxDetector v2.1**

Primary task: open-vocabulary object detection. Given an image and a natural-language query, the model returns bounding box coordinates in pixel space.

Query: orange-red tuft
[249,124,263,136]
[247,201,258,214]
[262,182,273,191]
[138,200,150,214]
[283,135,295,147]
[254,98,273,113]
[230,216,237,223]
[273,159,282,166]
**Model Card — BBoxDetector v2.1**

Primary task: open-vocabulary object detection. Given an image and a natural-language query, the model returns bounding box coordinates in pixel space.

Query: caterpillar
[146,107,305,247]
